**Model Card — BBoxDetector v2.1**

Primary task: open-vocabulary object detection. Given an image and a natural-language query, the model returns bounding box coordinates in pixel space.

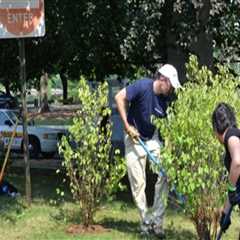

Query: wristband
[227,182,237,192]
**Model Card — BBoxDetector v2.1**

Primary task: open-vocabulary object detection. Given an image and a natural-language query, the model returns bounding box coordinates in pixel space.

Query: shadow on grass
[7,168,73,204]
[165,228,196,240]
[101,218,196,240]
[0,195,26,224]
[101,218,138,234]
[51,206,82,224]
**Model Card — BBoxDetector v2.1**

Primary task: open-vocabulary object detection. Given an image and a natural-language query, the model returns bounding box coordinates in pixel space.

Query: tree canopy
[0,0,239,96]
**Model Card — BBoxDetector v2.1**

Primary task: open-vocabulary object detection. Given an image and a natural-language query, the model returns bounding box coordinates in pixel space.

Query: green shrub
[155,55,240,239]
[68,80,81,103]
[59,77,126,226]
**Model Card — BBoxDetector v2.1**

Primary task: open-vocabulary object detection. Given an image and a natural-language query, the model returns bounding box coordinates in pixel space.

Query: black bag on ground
[0,180,19,197]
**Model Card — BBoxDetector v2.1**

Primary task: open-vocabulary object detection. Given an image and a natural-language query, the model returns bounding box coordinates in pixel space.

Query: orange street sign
[0,0,45,39]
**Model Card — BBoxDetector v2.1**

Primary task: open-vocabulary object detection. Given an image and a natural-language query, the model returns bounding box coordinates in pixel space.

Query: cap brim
[170,77,181,89]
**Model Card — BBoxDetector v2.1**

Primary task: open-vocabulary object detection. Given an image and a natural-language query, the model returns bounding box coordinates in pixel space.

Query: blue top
[126,78,168,140]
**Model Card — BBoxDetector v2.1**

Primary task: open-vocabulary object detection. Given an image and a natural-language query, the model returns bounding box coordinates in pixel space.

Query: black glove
[219,211,231,232]
[228,189,240,206]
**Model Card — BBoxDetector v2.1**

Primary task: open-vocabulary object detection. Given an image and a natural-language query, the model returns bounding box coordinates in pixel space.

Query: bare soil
[29,104,80,119]
[66,224,110,235]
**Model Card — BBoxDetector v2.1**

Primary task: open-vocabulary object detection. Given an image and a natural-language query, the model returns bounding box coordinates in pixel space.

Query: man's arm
[228,136,240,186]
[226,136,240,207]
[114,88,129,131]
[219,136,240,232]
[114,88,139,138]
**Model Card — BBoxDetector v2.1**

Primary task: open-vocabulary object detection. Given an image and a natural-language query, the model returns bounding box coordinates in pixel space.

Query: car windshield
[5,111,22,125]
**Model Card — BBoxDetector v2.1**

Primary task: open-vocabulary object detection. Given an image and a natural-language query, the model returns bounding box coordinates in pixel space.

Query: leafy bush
[59,77,126,226]
[155,55,240,239]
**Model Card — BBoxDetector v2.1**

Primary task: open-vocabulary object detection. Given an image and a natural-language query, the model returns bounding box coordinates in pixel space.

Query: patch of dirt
[66,224,110,235]
[28,104,81,119]
[29,110,76,119]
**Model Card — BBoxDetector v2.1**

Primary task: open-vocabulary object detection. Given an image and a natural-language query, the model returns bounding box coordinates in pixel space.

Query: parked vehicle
[0,109,67,158]
[0,91,18,109]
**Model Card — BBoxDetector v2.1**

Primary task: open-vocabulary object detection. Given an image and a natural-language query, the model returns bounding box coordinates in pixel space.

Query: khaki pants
[124,131,168,230]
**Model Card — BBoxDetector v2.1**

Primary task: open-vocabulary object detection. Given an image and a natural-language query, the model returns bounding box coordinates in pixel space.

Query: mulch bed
[28,110,77,119]
[66,224,110,235]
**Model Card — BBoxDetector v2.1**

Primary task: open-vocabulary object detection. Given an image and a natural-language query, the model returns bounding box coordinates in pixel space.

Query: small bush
[156,55,240,239]
[59,77,126,226]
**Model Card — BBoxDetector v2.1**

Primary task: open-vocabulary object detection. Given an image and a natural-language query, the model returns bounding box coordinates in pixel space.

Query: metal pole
[19,38,31,205]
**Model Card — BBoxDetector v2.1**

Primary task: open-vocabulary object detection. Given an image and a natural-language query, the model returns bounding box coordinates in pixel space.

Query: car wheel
[24,137,40,159]
[41,152,55,159]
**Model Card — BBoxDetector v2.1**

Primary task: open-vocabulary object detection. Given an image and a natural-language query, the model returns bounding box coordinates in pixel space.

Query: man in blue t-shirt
[115,64,181,238]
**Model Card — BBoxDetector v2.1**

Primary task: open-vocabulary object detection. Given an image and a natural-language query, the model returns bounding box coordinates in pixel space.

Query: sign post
[18,38,32,204]
[0,0,45,205]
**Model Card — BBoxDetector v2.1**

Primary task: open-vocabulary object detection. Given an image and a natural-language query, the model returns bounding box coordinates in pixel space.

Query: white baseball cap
[158,64,181,89]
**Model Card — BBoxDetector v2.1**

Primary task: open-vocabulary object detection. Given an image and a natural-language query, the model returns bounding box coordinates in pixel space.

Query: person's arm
[114,88,139,138]
[224,136,240,208]
[114,88,129,131]
[219,136,240,231]
[228,136,240,186]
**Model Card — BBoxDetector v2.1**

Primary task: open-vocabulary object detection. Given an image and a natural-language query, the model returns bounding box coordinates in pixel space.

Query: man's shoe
[153,231,166,239]
[153,226,166,239]
[140,221,152,237]
[140,230,151,238]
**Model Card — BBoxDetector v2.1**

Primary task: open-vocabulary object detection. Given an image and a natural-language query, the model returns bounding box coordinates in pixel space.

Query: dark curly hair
[212,102,237,134]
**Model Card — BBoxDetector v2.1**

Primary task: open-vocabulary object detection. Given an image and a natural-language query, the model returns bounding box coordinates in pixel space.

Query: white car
[0,109,67,158]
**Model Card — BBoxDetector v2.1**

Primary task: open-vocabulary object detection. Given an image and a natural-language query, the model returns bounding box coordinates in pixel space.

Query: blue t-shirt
[126,78,168,140]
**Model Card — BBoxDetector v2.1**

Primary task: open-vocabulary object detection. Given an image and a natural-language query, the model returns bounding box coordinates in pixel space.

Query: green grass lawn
[34,117,73,126]
[0,169,239,240]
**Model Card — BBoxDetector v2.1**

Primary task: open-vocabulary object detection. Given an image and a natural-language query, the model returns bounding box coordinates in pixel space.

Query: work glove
[126,125,140,143]
[219,211,231,232]
[228,189,240,206]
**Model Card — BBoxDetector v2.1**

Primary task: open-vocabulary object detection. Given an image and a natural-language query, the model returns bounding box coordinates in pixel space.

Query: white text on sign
[7,13,33,24]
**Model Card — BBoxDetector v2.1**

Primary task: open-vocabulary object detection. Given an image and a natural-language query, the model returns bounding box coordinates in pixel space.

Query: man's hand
[126,125,140,142]
[228,189,240,206]
[219,211,231,232]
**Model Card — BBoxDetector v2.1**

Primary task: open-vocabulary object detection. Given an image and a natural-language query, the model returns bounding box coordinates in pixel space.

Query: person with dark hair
[212,102,240,233]
[115,64,181,238]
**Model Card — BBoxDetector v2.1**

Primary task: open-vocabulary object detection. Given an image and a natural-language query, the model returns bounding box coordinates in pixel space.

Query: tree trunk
[195,220,211,240]
[39,72,50,113]
[165,0,213,84]
[192,204,214,240]
[190,0,213,69]
[165,1,187,84]
[60,70,68,103]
